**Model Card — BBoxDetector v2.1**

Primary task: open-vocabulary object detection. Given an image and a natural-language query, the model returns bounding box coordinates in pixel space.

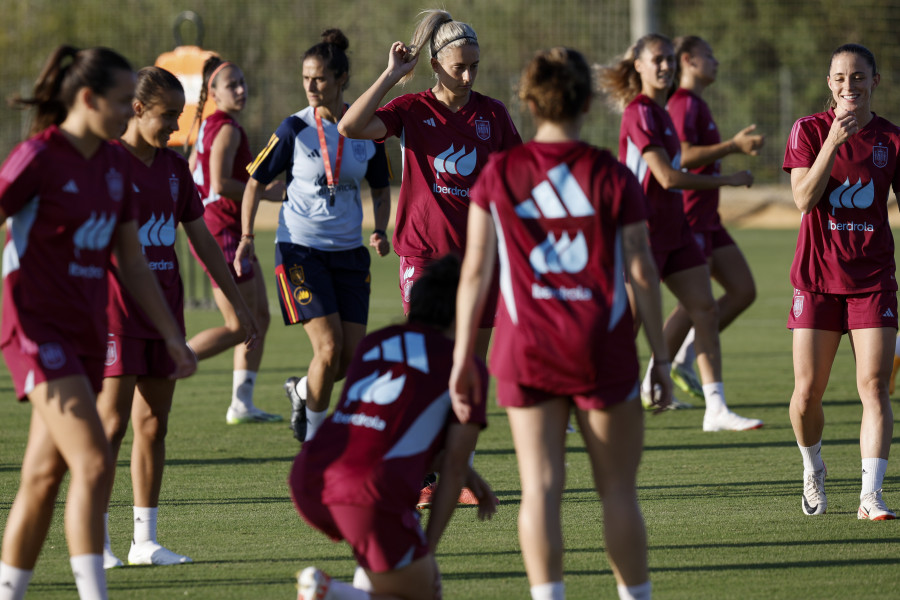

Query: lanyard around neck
[314,106,345,206]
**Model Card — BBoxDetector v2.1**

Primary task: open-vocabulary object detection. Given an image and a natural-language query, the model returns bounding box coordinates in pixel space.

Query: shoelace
[860,491,890,512]
[804,471,826,502]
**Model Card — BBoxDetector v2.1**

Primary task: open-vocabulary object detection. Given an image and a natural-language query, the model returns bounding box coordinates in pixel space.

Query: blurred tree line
[2,0,899,184]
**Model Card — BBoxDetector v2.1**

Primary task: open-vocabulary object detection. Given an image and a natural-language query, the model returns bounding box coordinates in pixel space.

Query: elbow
[337,122,355,138]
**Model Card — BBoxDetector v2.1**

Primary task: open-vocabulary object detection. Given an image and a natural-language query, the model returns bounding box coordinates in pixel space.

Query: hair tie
[432,35,477,57]
[207,61,234,93]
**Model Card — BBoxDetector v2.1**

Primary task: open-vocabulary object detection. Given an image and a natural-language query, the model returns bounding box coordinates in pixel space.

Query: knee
[103,411,130,449]
[21,460,66,500]
[70,446,113,492]
[689,296,719,330]
[314,338,343,371]
[255,304,271,334]
[790,386,824,416]
[134,413,168,445]
[735,279,757,311]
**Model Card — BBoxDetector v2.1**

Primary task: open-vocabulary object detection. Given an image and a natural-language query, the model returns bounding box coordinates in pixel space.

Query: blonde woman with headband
[187,56,285,424]
[340,7,521,509]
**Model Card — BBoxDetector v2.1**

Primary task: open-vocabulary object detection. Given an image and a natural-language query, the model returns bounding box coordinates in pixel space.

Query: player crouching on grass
[289,254,496,600]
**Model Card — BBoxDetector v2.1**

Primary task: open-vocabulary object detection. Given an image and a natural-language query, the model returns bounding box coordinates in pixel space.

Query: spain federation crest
[169,174,180,202]
[792,293,804,318]
[352,140,368,162]
[289,264,305,286]
[106,339,119,367]
[475,118,491,141]
[106,167,124,202]
[873,144,888,168]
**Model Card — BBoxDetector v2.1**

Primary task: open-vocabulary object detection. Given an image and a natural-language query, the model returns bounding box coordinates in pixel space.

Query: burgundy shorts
[190,230,256,288]
[400,255,498,328]
[692,226,736,259]
[103,333,176,378]
[496,378,640,412]
[2,335,104,401]
[787,288,899,332]
[652,238,707,280]
[292,490,429,572]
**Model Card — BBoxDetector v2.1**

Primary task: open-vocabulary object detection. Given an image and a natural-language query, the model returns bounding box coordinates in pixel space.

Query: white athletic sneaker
[702,409,763,432]
[128,541,193,566]
[103,545,123,569]
[801,466,827,516]
[297,566,332,600]
[225,405,283,425]
[285,376,308,442]
[858,490,896,521]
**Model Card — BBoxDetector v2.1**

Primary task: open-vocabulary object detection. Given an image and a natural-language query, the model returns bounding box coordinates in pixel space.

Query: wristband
[373,229,386,237]
[241,234,255,241]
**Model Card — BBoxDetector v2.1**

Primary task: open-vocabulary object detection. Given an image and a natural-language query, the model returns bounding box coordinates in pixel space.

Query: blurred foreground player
[291,255,496,600]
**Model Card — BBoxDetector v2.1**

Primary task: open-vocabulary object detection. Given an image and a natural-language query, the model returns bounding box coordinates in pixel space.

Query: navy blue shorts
[274,243,371,326]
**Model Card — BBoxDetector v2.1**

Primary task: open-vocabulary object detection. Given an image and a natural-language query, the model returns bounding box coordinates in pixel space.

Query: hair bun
[321,28,349,52]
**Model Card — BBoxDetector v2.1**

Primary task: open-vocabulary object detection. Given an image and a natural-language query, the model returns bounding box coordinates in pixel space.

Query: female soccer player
[98,66,259,569]
[0,46,196,600]
[663,35,765,400]
[451,47,672,600]
[187,56,285,424]
[292,255,496,600]
[784,43,898,520]
[236,29,391,442]
[599,34,763,431]
[339,8,522,359]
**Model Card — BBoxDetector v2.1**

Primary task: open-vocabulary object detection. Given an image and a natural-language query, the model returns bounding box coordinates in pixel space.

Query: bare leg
[130,377,177,507]
[663,265,720,384]
[506,398,570,586]
[576,396,647,586]
[789,329,841,446]
[848,328,894,459]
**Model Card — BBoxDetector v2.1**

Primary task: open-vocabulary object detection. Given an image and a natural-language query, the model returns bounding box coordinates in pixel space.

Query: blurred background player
[451,46,671,600]
[339,7,522,506]
[98,66,259,569]
[291,255,496,600]
[784,43,898,521]
[663,35,765,401]
[187,56,285,424]
[0,46,196,600]
[599,34,763,431]
[237,29,391,443]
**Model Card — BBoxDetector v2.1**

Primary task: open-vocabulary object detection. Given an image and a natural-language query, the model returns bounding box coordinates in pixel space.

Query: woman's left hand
[369,231,390,256]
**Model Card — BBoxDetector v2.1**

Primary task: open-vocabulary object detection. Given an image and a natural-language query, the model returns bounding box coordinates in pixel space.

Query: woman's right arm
[234,177,265,277]
[679,124,765,170]
[642,146,752,191]
[339,42,419,140]
[790,111,858,213]
[623,220,672,410]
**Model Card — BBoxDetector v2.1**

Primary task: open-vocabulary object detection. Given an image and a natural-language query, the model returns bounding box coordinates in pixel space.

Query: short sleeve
[248,116,304,184]
[375,96,406,141]
[0,139,43,218]
[623,102,665,155]
[783,117,820,173]
[669,93,699,144]
[364,141,391,189]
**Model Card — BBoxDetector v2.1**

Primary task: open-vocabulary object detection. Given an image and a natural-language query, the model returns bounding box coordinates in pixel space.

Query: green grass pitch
[1,229,899,598]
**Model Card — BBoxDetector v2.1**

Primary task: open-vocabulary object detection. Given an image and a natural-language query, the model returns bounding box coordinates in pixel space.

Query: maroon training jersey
[376,89,522,259]
[191,110,252,237]
[0,126,136,358]
[292,323,488,513]
[619,94,693,252]
[107,144,204,338]
[783,109,900,293]
[471,140,647,394]
[667,88,723,232]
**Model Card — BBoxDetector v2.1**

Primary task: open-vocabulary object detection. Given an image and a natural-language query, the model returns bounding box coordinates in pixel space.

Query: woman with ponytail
[187,56,285,424]
[97,66,259,569]
[340,8,521,356]
[0,46,196,600]
[599,34,763,431]
[238,29,391,443]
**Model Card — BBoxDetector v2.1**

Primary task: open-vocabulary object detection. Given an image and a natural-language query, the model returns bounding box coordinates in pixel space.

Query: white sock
[306,409,328,441]
[702,382,727,413]
[133,506,158,545]
[798,441,825,472]
[861,457,888,496]
[352,566,373,591]
[232,370,257,411]
[69,554,107,600]
[618,581,652,600]
[0,562,33,600]
[103,512,112,550]
[641,357,656,394]
[674,328,696,368]
[328,578,369,599]
[530,581,565,600]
